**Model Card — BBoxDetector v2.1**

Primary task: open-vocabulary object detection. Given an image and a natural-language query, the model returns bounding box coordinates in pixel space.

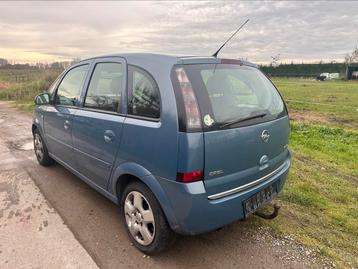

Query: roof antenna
[212,19,250,58]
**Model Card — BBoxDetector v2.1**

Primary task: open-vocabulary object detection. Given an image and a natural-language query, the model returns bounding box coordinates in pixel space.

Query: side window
[128,66,160,119]
[85,62,123,112]
[55,65,88,106]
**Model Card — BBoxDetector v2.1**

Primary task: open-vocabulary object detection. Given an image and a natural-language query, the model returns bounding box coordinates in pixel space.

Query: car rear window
[181,64,287,130]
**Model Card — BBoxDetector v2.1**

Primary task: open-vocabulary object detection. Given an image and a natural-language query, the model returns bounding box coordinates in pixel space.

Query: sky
[0,1,357,64]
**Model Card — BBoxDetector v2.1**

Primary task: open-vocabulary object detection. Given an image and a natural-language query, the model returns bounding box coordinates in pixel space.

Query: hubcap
[124,191,155,246]
[33,134,44,161]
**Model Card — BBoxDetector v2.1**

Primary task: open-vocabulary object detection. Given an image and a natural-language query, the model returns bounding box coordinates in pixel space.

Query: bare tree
[270,54,280,67]
[344,46,358,65]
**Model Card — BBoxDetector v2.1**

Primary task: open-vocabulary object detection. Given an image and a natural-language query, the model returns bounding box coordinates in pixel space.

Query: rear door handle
[64,120,71,130]
[104,130,115,143]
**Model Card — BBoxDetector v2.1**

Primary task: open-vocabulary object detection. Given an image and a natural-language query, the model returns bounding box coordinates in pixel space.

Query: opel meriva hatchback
[33,53,291,254]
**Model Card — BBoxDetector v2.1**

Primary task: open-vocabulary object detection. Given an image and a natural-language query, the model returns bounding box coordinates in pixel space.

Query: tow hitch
[254,203,280,220]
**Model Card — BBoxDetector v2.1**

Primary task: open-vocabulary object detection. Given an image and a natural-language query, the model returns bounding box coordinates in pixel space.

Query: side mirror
[34,93,50,105]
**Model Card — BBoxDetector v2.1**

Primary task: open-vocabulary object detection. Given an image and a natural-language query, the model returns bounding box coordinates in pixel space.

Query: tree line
[0,58,80,70]
[261,46,358,78]
[260,62,347,78]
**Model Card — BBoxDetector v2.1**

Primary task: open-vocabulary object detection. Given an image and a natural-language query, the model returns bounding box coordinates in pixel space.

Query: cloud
[0,1,357,63]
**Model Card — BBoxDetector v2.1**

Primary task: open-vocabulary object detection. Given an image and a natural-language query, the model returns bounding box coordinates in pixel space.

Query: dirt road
[0,102,98,268]
[0,102,317,269]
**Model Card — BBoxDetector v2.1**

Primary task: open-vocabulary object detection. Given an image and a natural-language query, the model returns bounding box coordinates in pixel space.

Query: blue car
[33,53,291,254]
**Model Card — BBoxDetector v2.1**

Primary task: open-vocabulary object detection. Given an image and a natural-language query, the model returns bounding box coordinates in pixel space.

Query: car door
[43,63,90,167]
[72,57,126,189]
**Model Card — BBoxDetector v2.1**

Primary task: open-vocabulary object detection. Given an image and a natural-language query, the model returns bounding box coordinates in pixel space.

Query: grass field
[267,78,358,269]
[0,71,357,268]
[0,68,61,111]
[274,78,358,129]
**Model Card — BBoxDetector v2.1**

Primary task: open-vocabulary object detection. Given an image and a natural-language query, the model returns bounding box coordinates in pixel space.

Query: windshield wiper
[219,112,267,129]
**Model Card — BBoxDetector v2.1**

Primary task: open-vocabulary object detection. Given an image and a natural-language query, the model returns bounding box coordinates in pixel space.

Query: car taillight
[175,67,202,130]
[176,171,203,183]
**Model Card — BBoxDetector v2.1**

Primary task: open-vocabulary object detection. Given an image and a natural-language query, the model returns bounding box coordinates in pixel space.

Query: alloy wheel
[33,133,44,161]
[124,191,155,246]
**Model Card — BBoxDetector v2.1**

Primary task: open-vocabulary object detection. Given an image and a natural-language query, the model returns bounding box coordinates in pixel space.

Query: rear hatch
[180,61,290,197]
[203,117,289,197]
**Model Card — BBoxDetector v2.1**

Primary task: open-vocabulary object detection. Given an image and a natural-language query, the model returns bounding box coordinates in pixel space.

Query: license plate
[243,183,277,217]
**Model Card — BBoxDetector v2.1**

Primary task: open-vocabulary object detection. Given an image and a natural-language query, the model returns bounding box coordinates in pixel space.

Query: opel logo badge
[261,130,270,143]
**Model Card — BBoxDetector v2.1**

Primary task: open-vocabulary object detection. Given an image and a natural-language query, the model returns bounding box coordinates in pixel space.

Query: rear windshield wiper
[219,113,267,129]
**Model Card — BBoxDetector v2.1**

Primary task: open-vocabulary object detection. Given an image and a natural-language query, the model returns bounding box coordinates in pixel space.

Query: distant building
[346,64,358,80]
[352,71,358,79]
[317,72,340,81]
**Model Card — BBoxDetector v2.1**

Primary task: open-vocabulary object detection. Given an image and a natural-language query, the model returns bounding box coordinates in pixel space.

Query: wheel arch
[32,123,40,135]
[110,162,179,230]
[32,122,47,144]
[32,119,44,137]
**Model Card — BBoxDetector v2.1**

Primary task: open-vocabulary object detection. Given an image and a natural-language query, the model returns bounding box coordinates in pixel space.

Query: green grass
[0,68,61,110]
[273,78,358,129]
[262,78,358,268]
[0,71,357,267]
[290,123,358,176]
[266,124,358,268]
[0,68,59,82]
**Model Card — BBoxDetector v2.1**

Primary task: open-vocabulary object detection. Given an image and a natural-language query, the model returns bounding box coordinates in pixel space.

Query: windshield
[182,64,287,129]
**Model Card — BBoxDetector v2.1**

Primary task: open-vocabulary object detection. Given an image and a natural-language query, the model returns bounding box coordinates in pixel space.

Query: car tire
[121,181,176,254]
[33,129,54,166]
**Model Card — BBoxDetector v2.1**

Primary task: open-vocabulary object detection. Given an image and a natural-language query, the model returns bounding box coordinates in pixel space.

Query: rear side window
[128,66,160,119]
[56,65,88,106]
[85,62,123,112]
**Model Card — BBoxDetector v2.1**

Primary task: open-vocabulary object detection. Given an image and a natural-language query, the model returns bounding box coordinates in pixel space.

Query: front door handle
[64,120,71,130]
[104,130,115,143]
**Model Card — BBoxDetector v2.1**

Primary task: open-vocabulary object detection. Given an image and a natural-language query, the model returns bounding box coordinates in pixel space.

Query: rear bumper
[157,154,291,235]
